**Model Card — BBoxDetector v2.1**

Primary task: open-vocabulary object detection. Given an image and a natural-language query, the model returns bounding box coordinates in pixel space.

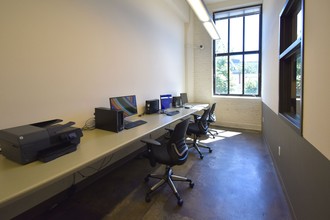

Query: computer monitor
[110,95,138,118]
[180,93,188,104]
[160,94,172,110]
[172,96,182,108]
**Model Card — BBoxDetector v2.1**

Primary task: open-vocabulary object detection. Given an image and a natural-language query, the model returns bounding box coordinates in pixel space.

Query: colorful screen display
[110,95,137,118]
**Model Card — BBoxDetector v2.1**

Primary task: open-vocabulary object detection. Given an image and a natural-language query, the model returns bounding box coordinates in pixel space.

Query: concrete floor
[17,128,293,220]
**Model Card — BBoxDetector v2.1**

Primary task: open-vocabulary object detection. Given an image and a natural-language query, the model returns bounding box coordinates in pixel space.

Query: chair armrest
[141,138,160,167]
[141,138,161,146]
[192,113,201,122]
[165,127,174,132]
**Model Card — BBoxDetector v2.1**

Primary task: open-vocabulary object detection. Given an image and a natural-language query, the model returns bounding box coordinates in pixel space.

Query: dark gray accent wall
[262,103,330,220]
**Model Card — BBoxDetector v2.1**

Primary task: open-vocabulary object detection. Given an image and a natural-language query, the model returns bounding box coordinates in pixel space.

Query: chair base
[189,142,212,159]
[187,134,212,159]
[208,129,218,139]
[144,165,194,206]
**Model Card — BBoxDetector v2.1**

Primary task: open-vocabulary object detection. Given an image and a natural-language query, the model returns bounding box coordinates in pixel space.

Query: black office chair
[207,103,218,138]
[141,118,194,206]
[186,108,212,159]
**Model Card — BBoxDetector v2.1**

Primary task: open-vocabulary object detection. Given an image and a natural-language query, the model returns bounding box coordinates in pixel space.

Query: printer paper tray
[38,144,77,162]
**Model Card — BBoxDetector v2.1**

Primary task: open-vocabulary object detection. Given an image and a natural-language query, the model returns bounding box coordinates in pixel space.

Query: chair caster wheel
[189,182,194,188]
[209,149,213,153]
[200,155,204,159]
[177,199,183,206]
[145,195,151,203]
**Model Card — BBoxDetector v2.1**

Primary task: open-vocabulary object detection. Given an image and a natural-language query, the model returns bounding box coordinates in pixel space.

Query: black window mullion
[258,10,262,96]
[216,50,259,57]
[242,16,246,95]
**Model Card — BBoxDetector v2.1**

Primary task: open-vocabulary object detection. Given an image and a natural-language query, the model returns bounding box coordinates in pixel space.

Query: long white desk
[0,106,206,210]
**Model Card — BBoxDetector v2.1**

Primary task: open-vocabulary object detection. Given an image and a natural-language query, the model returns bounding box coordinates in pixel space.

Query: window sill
[279,112,302,135]
[212,95,261,100]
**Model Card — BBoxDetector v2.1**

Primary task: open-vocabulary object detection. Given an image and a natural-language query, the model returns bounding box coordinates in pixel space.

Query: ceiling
[204,0,228,4]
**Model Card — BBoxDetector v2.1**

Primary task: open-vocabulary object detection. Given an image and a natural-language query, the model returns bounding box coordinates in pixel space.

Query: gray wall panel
[262,103,330,220]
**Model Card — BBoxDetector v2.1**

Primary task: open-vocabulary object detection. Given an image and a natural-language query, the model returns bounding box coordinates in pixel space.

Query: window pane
[229,55,243,94]
[229,17,243,52]
[244,54,259,95]
[295,53,302,116]
[297,10,302,39]
[245,14,259,51]
[215,56,228,94]
[215,19,228,54]
[213,5,261,96]
[278,0,303,132]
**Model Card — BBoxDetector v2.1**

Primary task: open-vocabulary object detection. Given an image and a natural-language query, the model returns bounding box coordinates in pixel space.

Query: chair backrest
[167,118,190,165]
[198,108,211,134]
[208,103,216,123]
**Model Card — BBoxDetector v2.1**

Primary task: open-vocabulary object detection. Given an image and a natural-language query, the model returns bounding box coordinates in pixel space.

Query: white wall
[262,0,330,160]
[0,0,186,130]
[186,0,263,131]
[0,0,189,218]
[303,0,330,160]
[261,0,284,112]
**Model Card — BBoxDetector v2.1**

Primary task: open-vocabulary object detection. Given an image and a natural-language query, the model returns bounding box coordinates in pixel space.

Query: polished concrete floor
[18,128,293,220]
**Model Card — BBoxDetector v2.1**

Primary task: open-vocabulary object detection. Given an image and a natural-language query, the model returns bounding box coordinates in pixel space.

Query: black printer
[0,119,83,164]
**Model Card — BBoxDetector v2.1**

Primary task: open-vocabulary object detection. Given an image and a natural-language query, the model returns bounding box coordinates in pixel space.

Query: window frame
[213,5,262,97]
[279,0,304,134]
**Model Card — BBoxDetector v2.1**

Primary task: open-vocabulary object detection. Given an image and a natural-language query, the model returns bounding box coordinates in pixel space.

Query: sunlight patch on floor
[216,130,242,138]
[199,129,242,144]
[186,128,242,144]
[198,135,224,143]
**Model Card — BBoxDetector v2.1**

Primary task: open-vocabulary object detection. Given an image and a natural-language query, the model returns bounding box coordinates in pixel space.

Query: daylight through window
[213,5,262,96]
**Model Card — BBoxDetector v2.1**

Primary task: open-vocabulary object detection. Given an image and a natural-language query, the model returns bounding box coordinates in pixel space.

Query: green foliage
[215,56,259,95]
[215,56,228,94]
[244,79,258,95]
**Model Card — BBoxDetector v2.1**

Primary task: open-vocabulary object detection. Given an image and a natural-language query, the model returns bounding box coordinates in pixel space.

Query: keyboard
[165,110,180,116]
[124,120,147,129]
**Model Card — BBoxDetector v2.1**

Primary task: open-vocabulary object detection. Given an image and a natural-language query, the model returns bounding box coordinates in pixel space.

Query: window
[279,0,304,133]
[213,5,262,96]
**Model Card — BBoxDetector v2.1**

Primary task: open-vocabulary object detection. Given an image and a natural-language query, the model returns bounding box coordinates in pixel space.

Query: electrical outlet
[278,146,281,156]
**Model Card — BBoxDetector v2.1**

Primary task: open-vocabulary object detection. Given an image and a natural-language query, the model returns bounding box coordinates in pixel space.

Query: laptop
[180,93,194,108]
